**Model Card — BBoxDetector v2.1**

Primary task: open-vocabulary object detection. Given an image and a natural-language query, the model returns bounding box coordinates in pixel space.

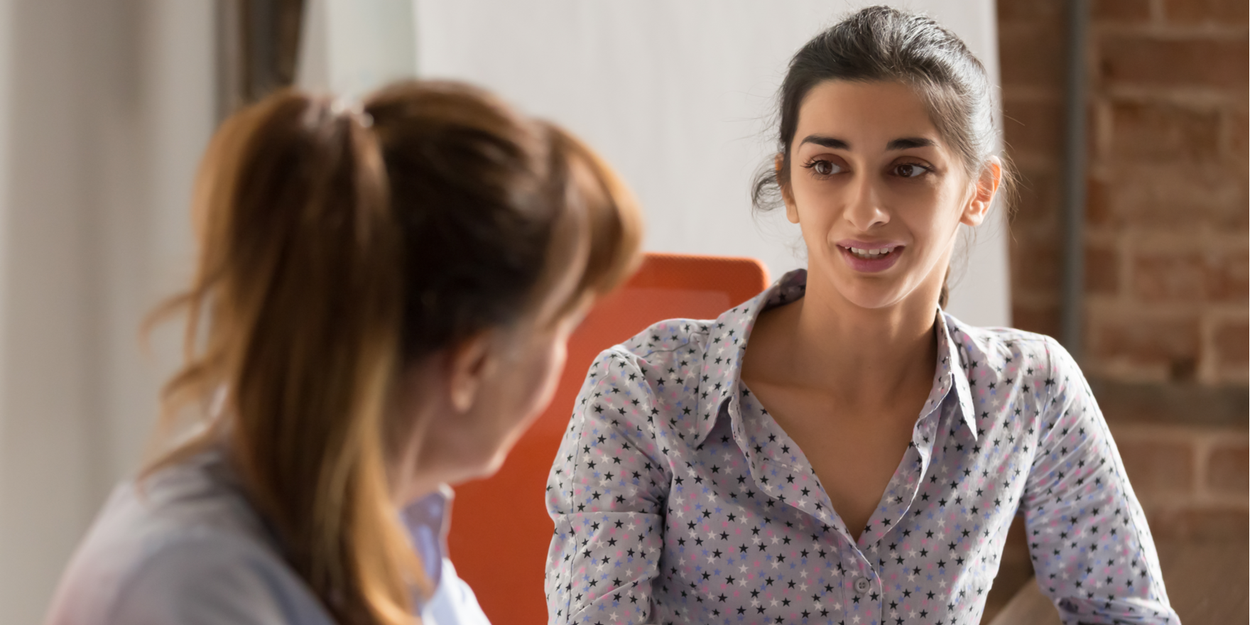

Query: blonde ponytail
[145,80,642,625]
[147,91,421,624]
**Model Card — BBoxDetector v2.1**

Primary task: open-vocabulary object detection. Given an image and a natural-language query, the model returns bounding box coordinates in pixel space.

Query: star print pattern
[544,270,1179,625]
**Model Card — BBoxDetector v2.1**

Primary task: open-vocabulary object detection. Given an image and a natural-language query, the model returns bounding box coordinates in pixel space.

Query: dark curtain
[217,0,306,119]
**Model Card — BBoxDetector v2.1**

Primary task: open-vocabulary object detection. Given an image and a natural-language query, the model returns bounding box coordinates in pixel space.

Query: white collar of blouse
[689,268,979,446]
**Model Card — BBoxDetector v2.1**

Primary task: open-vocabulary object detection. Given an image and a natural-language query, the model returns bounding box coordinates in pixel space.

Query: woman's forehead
[793,80,942,151]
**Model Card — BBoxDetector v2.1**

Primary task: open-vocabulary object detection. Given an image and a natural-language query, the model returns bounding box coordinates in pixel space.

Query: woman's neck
[386,362,443,506]
[748,270,940,408]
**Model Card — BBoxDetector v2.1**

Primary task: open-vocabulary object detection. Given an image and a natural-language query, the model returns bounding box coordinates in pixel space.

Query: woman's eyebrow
[886,137,937,150]
[798,135,849,150]
[798,135,936,151]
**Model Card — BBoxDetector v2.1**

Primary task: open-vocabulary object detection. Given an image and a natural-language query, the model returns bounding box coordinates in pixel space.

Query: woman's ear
[776,154,800,224]
[446,330,497,413]
[961,158,1002,227]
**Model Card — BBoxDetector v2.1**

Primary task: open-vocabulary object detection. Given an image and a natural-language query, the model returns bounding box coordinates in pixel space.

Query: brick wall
[989,0,1248,621]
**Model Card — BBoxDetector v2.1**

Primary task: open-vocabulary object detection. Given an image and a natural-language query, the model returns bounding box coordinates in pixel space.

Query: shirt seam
[554,363,609,625]
[559,348,675,624]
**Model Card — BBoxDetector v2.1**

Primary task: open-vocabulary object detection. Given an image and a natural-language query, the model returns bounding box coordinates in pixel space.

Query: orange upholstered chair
[446,252,771,624]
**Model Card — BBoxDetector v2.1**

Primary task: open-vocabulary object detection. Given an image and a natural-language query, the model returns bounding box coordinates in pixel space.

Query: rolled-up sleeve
[1022,339,1180,624]
[545,350,671,625]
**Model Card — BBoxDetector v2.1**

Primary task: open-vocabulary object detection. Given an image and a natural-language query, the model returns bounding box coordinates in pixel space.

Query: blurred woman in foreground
[46,80,641,625]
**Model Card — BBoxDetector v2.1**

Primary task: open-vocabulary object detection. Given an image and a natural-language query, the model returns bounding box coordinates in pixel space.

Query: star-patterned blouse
[544,270,1179,625]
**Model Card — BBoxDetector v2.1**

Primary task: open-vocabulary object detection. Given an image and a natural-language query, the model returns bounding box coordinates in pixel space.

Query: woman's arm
[1021,339,1180,625]
[545,350,671,625]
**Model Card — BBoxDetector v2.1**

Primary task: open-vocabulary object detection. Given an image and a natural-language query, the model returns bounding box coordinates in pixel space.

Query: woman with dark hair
[545,7,1178,625]
[45,80,642,625]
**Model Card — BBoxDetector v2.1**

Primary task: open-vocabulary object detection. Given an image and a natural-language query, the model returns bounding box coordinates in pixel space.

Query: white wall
[0,2,214,622]
[409,0,1012,327]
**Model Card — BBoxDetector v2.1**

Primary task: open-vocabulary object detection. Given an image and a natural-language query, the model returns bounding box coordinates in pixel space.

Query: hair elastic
[331,97,373,128]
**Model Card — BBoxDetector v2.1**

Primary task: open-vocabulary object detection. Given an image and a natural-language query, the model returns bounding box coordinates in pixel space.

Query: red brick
[1011,235,1061,292]
[1110,100,1223,162]
[1117,436,1196,495]
[1207,440,1250,494]
[999,23,1067,89]
[1004,98,1065,156]
[1132,253,1205,301]
[1228,107,1248,164]
[1209,249,1250,301]
[1092,378,1250,425]
[1094,0,1153,23]
[1163,0,1249,24]
[1130,249,1248,303]
[1147,504,1250,541]
[1170,356,1198,382]
[1012,301,1061,337]
[1009,164,1060,228]
[1088,163,1248,231]
[1085,176,1113,227]
[1086,243,1119,295]
[996,0,1065,24]
[1213,320,1249,367]
[1099,35,1249,90]
[1088,310,1201,367]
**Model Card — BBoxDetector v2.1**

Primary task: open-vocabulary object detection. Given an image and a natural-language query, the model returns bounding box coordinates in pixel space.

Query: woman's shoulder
[45,448,332,625]
[943,313,1086,390]
[600,290,766,367]
[945,313,1072,358]
[619,316,718,359]
[581,316,716,382]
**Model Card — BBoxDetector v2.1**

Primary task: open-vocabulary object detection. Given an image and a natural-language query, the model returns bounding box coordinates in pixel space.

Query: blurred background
[0,1,1241,623]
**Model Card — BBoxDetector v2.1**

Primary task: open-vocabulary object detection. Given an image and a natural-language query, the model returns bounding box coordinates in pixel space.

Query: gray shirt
[45,447,489,625]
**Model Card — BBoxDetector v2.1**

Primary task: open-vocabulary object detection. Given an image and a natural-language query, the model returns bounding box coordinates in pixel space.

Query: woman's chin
[831,280,911,311]
[476,450,509,479]
[453,442,514,485]
[412,442,503,489]
[812,260,906,310]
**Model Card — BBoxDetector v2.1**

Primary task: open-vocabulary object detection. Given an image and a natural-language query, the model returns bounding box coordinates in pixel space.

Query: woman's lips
[837,242,904,273]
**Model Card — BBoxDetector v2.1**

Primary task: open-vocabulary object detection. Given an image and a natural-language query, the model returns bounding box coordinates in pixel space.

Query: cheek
[522,339,567,419]
[463,338,569,475]
[891,177,964,231]
[492,336,569,443]
[790,184,837,236]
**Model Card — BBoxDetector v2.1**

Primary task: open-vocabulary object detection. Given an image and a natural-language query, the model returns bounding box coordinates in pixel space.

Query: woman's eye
[894,163,928,178]
[801,158,845,177]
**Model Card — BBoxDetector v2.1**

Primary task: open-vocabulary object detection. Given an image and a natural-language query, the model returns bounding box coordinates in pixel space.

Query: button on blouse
[544,269,1178,625]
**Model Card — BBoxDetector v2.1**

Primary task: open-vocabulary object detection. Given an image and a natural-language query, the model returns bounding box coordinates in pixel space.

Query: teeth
[848,246,893,259]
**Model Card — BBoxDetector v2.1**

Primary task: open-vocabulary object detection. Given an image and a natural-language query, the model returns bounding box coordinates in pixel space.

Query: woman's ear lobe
[776,154,799,224]
[961,160,1002,227]
[447,331,495,413]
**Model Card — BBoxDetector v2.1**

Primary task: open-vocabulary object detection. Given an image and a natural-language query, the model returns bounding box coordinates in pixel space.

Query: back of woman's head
[151,80,642,624]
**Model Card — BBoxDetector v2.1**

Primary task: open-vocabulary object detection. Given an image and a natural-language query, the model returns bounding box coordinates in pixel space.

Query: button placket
[847,567,882,625]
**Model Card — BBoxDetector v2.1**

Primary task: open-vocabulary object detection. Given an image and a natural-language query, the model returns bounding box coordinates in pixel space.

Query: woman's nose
[844,174,889,231]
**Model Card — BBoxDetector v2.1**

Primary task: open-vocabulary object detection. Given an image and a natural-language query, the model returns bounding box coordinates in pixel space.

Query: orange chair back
[446,252,770,624]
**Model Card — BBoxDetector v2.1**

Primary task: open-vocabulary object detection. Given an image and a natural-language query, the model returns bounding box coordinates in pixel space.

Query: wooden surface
[988,541,1249,625]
